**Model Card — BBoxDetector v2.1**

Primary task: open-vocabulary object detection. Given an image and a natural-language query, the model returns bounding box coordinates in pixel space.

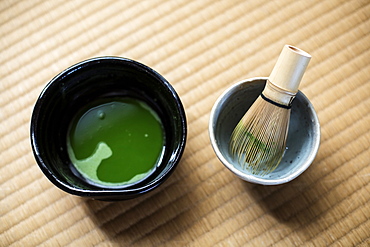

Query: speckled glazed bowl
[209,77,320,185]
[31,57,187,200]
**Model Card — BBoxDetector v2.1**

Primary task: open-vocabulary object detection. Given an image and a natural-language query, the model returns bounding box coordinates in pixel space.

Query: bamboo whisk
[230,45,311,175]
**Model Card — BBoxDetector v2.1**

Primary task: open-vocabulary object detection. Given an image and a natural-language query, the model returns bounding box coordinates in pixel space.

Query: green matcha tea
[67,97,165,188]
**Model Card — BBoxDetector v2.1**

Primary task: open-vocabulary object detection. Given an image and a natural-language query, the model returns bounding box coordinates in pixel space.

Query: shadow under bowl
[31,57,187,200]
[209,77,320,185]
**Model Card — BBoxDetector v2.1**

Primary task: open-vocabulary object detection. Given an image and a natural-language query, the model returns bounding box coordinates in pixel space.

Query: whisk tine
[229,44,311,175]
[230,96,290,175]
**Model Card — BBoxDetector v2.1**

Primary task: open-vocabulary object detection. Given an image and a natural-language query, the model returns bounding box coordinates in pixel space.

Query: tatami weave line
[185,47,369,139]
[0,0,144,90]
[92,155,225,244]
[0,0,42,26]
[0,1,173,137]
[272,159,370,238]
[1,80,368,244]
[0,0,358,118]
[160,0,314,89]
[120,178,242,246]
[0,0,214,121]
[317,88,370,146]
[275,164,370,244]
[211,149,370,245]
[215,175,369,246]
[62,156,223,245]
[139,0,287,72]
[79,144,218,230]
[177,57,369,172]
[0,0,360,220]
[264,123,370,212]
[337,213,370,244]
[88,158,224,244]
[317,113,370,165]
[161,2,365,115]
[157,113,370,245]
[19,199,90,246]
[309,185,370,244]
[305,22,370,94]
[1,0,369,246]
[184,24,366,123]
[1,0,132,55]
[1,0,77,46]
[116,0,245,62]
[1,0,158,92]
[137,1,268,70]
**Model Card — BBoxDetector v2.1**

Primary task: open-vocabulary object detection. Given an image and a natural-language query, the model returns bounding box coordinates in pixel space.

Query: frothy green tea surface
[67,97,165,187]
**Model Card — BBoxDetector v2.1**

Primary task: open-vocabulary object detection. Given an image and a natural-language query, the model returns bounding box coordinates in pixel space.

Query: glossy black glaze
[31,57,187,200]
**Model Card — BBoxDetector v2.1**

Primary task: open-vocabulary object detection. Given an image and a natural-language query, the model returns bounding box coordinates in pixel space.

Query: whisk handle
[269,45,311,93]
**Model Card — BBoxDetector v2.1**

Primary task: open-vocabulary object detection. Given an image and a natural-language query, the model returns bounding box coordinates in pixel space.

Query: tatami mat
[1,0,369,246]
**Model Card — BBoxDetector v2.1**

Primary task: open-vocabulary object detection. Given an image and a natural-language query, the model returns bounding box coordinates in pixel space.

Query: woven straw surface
[1,0,369,246]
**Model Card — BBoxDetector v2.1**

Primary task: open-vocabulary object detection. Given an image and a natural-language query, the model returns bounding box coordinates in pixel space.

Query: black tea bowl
[31,57,187,200]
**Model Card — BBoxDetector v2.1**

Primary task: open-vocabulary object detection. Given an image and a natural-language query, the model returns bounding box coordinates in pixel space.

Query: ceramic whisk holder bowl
[209,77,320,185]
[31,57,187,200]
